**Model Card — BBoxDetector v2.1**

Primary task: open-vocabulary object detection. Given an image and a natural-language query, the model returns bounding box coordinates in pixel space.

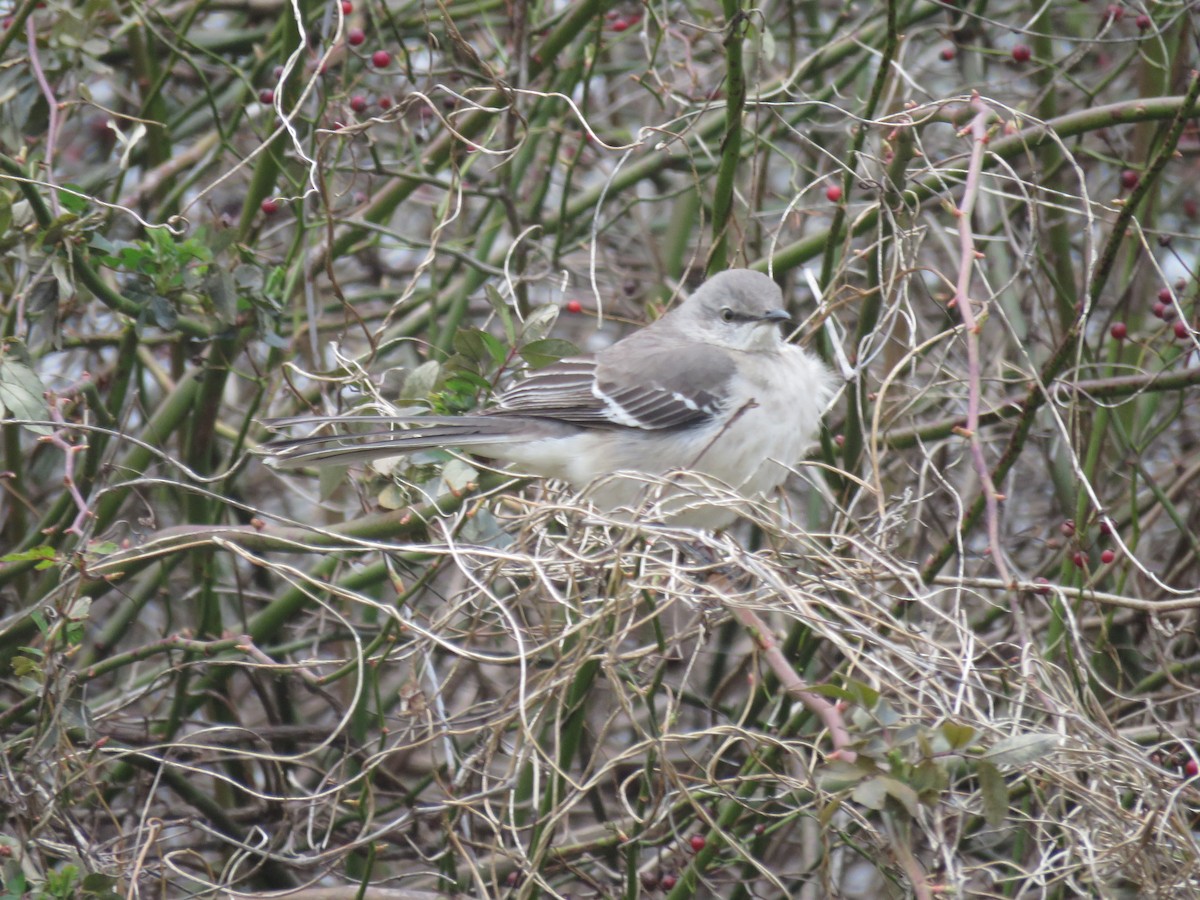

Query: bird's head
[674,269,793,351]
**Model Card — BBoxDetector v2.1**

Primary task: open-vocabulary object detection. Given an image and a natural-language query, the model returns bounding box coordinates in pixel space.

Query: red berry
[1152,301,1167,319]
[347,27,365,46]
[1158,287,1172,302]
[940,45,956,61]
[565,299,583,314]
[1184,198,1198,219]
[1061,519,1075,537]
[1072,551,1087,569]
[372,49,391,68]
[1135,13,1151,29]
[1100,549,1115,564]
[1103,4,1124,22]
[350,95,368,112]
[611,17,630,31]
[1185,759,1199,778]
[1033,577,1051,595]
[378,96,393,110]
[1174,320,1191,340]
[660,875,677,890]
[1110,322,1127,340]
[261,198,279,215]
[340,0,352,12]
[1099,520,1112,536]
[1160,304,1177,322]
[834,433,846,447]
[826,184,843,202]
[689,834,706,853]
[259,88,275,104]
[1120,169,1139,190]
[1012,44,1031,63]
[273,65,285,79]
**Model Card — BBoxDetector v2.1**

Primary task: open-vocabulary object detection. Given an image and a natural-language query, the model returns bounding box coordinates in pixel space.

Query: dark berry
[1158,287,1172,302]
[350,95,368,112]
[1033,577,1051,595]
[661,875,678,890]
[259,88,275,104]
[1185,759,1199,778]
[261,198,279,215]
[1120,169,1139,190]
[1103,4,1124,22]
[1136,13,1151,29]
[689,834,706,853]
[1012,44,1031,63]
[1110,322,1127,340]
[372,49,391,67]
[1174,320,1191,340]
[1072,551,1087,569]
[347,27,365,46]
[378,96,393,110]
[940,45,956,61]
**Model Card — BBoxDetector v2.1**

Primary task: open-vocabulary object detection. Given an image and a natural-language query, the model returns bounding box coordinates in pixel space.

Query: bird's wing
[494,336,735,431]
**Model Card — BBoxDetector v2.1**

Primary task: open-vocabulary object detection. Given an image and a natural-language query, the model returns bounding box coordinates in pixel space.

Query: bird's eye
[720,307,735,322]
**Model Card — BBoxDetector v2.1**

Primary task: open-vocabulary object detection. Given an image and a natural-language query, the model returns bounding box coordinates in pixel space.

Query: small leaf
[146,294,178,330]
[982,732,1061,767]
[205,269,237,324]
[399,360,441,401]
[878,775,921,817]
[519,303,559,344]
[519,338,578,369]
[977,760,1008,826]
[484,283,517,343]
[441,458,478,493]
[454,327,499,370]
[0,347,51,434]
[1,545,56,565]
[57,183,89,214]
[941,721,976,750]
[377,482,411,510]
[851,776,887,810]
[816,758,873,792]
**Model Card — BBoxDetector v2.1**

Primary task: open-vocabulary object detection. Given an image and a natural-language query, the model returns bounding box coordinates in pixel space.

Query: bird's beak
[759,308,792,326]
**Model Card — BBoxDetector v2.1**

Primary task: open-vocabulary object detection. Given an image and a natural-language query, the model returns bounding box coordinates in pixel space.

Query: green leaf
[400,360,441,401]
[878,775,921,817]
[518,338,578,369]
[57,184,89,214]
[204,268,237,324]
[519,303,559,343]
[454,327,502,370]
[941,720,976,750]
[485,283,517,343]
[0,344,51,434]
[851,775,887,810]
[977,760,1008,826]
[1,545,56,565]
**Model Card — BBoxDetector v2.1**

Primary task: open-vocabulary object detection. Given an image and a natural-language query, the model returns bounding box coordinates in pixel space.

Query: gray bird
[263,269,835,529]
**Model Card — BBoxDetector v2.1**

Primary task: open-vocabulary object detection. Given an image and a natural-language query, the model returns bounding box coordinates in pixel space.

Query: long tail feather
[259,416,524,468]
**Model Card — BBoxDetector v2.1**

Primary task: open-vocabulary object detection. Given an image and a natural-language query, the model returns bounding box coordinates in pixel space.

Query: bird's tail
[258,415,526,468]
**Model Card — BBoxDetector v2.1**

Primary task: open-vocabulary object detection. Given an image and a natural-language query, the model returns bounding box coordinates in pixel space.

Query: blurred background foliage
[1,0,1199,897]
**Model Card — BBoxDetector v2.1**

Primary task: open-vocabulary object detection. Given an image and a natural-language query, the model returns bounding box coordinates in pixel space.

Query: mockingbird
[264,269,836,529]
